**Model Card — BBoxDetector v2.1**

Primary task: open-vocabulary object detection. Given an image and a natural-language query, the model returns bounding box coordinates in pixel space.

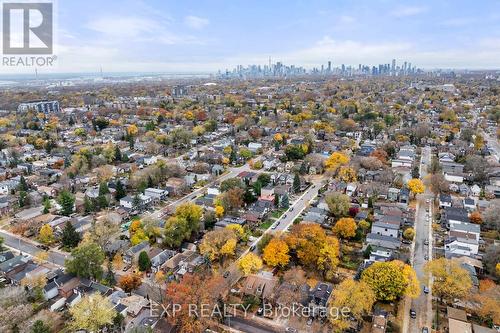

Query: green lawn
[259,219,274,230]
[271,209,285,219]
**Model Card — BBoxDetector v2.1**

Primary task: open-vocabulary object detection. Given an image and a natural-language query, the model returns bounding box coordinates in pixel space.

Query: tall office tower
[321,64,324,73]
[392,59,396,73]
[408,63,412,74]
[341,64,345,74]
[327,61,332,72]
[403,61,407,74]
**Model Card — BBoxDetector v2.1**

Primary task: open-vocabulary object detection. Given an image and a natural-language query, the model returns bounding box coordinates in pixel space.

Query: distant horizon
[1,0,500,74]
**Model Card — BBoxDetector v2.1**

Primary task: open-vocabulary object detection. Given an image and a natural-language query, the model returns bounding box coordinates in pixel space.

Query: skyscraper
[327,61,331,73]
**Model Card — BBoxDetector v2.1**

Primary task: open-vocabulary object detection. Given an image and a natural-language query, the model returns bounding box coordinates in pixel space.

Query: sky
[3,0,500,73]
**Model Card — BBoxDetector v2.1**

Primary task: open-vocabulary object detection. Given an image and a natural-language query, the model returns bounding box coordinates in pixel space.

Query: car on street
[290,207,294,211]
[424,239,429,245]
[257,308,263,316]
[426,199,430,203]
[424,255,429,260]
[250,245,256,252]
[423,286,430,294]
[307,317,313,326]
[37,244,49,251]
[422,327,429,333]
[410,309,417,319]
[223,271,230,278]
[285,328,298,333]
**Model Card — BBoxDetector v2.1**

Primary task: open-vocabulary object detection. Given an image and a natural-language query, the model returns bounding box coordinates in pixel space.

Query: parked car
[410,309,417,319]
[223,271,230,278]
[422,327,429,333]
[424,255,429,260]
[423,286,430,294]
[424,239,429,245]
[257,308,263,316]
[249,245,256,252]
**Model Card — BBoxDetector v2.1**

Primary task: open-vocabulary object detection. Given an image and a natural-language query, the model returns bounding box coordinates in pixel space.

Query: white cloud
[390,6,427,18]
[184,15,209,30]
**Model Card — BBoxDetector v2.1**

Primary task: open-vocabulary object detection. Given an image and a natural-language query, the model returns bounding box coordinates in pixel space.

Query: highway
[403,146,433,333]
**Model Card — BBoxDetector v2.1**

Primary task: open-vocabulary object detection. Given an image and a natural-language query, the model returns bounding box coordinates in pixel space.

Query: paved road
[404,146,433,333]
[0,229,68,266]
[483,130,500,162]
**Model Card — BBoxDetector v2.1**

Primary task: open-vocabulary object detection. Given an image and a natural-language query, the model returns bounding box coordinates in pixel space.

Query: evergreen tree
[293,173,301,193]
[18,175,28,191]
[61,221,81,249]
[18,190,28,207]
[31,320,51,333]
[104,260,116,286]
[138,251,151,272]
[114,145,122,162]
[84,196,93,214]
[98,182,110,196]
[58,190,75,216]
[274,193,280,207]
[43,197,51,214]
[97,195,108,209]
[281,194,289,208]
[115,180,126,200]
[132,194,141,208]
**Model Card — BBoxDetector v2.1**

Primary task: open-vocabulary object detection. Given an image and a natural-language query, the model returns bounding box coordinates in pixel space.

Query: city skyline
[1,0,500,74]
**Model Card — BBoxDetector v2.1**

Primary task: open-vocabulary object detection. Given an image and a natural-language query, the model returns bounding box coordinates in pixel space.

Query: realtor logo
[2,2,53,54]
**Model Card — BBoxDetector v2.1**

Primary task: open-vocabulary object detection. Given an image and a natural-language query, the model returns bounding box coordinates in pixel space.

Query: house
[308,282,333,317]
[448,318,472,333]
[463,197,476,211]
[124,241,150,264]
[371,314,387,333]
[243,271,278,300]
[371,220,400,238]
[248,142,263,153]
[439,194,453,208]
[366,233,401,250]
[144,188,168,201]
[470,184,481,197]
[150,249,175,272]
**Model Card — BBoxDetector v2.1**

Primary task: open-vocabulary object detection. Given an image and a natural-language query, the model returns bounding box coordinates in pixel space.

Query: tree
[328,279,376,331]
[325,192,350,217]
[38,224,54,244]
[403,228,415,240]
[471,280,500,326]
[223,188,244,211]
[65,241,105,280]
[337,166,357,182]
[69,294,116,332]
[61,221,81,248]
[293,173,301,193]
[118,273,142,293]
[332,217,357,239]
[430,173,449,197]
[317,236,340,280]
[220,178,245,192]
[483,245,500,277]
[0,236,3,251]
[31,320,51,333]
[104,260,116,286]
[42,197,51,214]
[361,260,420,301]
[483,203,500,231]
[238,253,263,276]
[408,178,425,197]
[18,175,28,192]
[112,253,124,270]
[84,196,93,214]
[215,205,224,218]
[424,258,472,302]
[262,238,290,268]
[18,190,28,207]
[138,251,151,272]
[163,216,190,248]
[199,228,238,262]
[88,220,119,249]
[126,124,138,137]
[130,228,149,246]
[324,151,349,172]
[164,274,224,333]
[175,203,203,236]
[114,180,126,200]
[57,190,75,216]
[358,219,370,233]
[469,211,483,224]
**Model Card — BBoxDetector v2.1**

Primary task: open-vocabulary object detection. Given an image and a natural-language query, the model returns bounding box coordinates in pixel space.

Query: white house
[371,221,400,238]
[144,188,168,201]
[248,142,263,153]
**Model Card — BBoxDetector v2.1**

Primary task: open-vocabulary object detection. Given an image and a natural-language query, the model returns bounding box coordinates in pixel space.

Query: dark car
[249,245,256,252]
[410,309,417,319]
[422,328,429,333]
[423,286,429,294]
[37,244,49,251]
[223,271,230,278]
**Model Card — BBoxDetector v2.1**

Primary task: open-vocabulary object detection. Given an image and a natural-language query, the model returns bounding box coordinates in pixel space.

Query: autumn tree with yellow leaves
[262,238,290,268]
[424,258,472,302]
[328,279,376,331]
[332,217,357,239]
[199,228,237,263]
[407,178,425,197]
[324,151,350,172]
[238,253,263,276]
[361,260,420,301]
